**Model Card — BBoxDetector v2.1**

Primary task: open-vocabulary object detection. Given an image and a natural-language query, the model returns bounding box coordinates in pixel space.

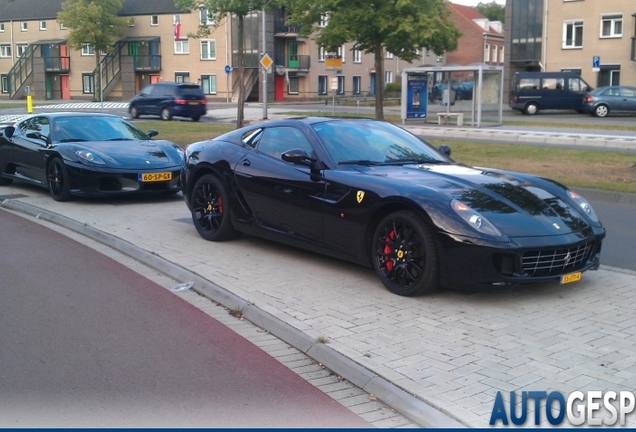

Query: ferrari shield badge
[356,190,365,204]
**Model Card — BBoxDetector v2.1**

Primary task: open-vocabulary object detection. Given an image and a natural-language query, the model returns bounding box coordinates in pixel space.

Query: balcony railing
[134,54,161,71]
[274,17,301,34]
[44,56,71,72]
[8,44,36,98]
[273,54,310,70]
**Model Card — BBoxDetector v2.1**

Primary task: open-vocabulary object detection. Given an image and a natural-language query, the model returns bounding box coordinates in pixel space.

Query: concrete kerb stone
[0,197,465,428]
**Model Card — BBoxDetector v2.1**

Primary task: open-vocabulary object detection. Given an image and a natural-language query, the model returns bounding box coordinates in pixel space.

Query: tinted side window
[257,127,312,159]
[543,78,564,90]
[519,78,540,90]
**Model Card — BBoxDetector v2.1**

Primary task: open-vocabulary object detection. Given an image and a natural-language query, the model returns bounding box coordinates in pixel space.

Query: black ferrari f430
[182,117,605,296]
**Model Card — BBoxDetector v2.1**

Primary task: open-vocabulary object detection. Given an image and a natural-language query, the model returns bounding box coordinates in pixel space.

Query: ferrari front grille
[522,242,594,277]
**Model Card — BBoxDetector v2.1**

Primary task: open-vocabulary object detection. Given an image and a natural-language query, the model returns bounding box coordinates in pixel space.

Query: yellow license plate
[561,272,582,285]
[188,101,200,105]
[139,172,172,182]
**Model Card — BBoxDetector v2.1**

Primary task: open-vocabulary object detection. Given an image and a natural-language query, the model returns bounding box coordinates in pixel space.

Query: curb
[0,197,466,428]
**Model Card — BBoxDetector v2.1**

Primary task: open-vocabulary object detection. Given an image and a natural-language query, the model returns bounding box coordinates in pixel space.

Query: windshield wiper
[337,160,381,166]
[107,138,134,141]
[59,138,88,143]
[380,159,446,165]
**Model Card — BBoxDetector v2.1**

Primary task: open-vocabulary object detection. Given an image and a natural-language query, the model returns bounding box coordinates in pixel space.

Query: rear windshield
[178,85,204,96]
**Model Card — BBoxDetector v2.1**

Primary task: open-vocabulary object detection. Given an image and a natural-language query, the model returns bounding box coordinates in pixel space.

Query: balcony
[133,55,161,71]
[44,56,71,72]
[274,17,300,36]
[274,54,310,71]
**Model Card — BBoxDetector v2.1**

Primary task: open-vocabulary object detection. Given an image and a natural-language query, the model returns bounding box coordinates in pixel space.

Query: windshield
[51,116,149,143]
[311,119,447,165]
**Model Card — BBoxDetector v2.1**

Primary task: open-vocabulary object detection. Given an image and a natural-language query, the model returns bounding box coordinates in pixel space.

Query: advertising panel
[407,74,427,118]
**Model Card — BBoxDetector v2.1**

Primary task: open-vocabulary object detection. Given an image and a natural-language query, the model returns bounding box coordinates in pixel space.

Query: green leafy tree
[57,0,127,101]
[175,0,271,128]
[281,0,460,120]
[476,1,505,23]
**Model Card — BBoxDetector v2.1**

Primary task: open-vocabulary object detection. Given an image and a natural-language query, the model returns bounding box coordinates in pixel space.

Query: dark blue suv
[129,82,207,121]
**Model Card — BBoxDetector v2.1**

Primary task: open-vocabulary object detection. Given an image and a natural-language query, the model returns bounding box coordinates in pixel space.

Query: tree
[175,0,271,128]
[281,0,460,120]
[57,0,127,101]
[476,1,505,23]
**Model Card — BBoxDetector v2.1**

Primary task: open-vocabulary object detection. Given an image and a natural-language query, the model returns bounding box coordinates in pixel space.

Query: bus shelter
[400,64,504,128]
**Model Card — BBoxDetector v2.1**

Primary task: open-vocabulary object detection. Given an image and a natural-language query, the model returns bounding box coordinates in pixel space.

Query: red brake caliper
[217,196,223,214]
[383,230,395,271]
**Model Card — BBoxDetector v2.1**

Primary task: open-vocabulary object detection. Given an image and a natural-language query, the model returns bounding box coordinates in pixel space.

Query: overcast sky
[450,0,505,6]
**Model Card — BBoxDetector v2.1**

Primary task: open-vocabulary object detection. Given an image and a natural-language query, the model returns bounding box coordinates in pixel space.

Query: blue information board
[406,74,427,119]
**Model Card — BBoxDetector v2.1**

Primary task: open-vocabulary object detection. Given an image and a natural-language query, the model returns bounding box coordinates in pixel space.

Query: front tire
[594,104,609,118]
[372,211,439,296]
[161,108,172,121]
[47,157,73,202]
[190,174,239,241]
[524,102,539,115]
[130,105,139,119]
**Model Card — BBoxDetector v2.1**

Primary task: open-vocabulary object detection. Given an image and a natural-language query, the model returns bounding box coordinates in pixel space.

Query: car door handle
[242,159,251,167]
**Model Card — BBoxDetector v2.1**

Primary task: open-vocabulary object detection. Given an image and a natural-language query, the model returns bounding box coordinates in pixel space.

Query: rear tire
[190,174,240,241]
[372,211,439,296]
[0,176,13,185]
[130,106,139,119]
[593,104,609,118]
[192,115,201,122]
[161,108,172,121]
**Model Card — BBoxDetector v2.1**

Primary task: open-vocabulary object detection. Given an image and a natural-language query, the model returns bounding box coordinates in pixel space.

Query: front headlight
[568,190,599,222]
[75,150,106,165]
[451,199,502,237]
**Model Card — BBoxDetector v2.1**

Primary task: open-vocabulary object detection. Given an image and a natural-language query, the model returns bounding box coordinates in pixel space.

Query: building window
[288,76,299,94]
[352,76,361,94]
[16,43,28,57]
[173,14,181,25]
[319,14,329,28]
[201,40,216,60]
[318,46,326,62]
[39,21,47,31]
[353,49,361,63]
[385,50,393,59]
[337,45,345,63]
[174,39,189,54]
[600,14,622,38]
[81,43,94,56]
[60,23,67,30]
[492,45,498,63]
[151,15,159,26]
[384,71,392,85]
[337,76,344,95]
[201,75,217,94]
[175,72,190,83]
[499,45,505,63]
[563,20,583,48]
[20,22,27,31]
[82,73,94,94]
[0,44,12,58]
[484,43,490,62]
[318,75,328,95]
[0,23,4,32]
[1,75,8,93]
[127,18,135,27]
[200,7,214,25]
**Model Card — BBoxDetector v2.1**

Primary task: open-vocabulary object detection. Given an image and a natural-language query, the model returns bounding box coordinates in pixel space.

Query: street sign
[260,53,273,71]
[592,56,600,72]
[224,65,232,74]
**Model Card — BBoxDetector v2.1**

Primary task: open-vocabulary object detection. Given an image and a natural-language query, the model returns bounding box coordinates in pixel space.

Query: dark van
[129,82,207,121]
[509,72,593,115]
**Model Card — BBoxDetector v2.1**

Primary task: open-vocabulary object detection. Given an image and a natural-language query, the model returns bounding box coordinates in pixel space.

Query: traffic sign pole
[225,65,231,103]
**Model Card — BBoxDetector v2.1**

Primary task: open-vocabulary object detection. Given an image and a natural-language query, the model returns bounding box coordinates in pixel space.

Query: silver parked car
[582,85,636,118]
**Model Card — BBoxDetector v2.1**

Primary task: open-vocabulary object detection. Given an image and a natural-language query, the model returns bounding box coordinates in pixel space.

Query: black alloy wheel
[372,211,439,296]
[47,157,73,202]
[190,174,239,241]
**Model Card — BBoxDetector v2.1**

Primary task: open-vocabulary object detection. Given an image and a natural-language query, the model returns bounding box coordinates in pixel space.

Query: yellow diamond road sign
[260,53,273,71]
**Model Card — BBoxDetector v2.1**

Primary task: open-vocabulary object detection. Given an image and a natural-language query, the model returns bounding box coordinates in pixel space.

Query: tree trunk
[236,15,245,128]
[94,51,102,103]
[373,42,384,121]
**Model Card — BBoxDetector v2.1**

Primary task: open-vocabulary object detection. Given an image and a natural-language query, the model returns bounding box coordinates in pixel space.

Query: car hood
[60,140,183,169]
[364,163,593,238]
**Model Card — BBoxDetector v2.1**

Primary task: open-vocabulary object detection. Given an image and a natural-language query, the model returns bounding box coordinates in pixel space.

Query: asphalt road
[587,196,636,271]
[0,209,372,428]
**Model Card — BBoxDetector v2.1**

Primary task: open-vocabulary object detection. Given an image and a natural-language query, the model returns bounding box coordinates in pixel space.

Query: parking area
[2,182,635,427]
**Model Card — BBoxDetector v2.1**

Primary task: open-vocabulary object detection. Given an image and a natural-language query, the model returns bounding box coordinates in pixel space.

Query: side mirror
[438,144,452,157]
[4,126,15,138]
[281,148,315,166]
[147,129,159,139]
